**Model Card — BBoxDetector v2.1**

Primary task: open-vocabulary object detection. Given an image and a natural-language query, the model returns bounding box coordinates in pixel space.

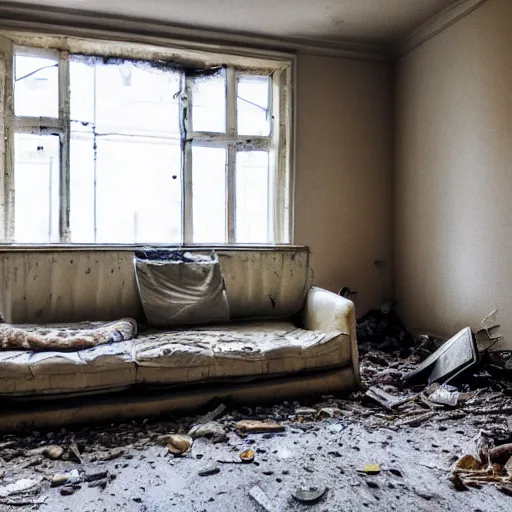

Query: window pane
[237,76,270,136]
[191,72,226,133]
[70,57,181,137]
[69,59,95,131]
[14,134,60,243]
[69,134,95,243]
[15,53,59,118]
[236,151,269,243]
[93,137,181,244]
[192,146,226,243]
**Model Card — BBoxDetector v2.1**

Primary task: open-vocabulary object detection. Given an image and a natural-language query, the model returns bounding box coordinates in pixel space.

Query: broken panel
[14,52,59,118]
[14,134,60,243]
[192,146,226,243]
[70,56,181,138]
[236,151,269,243]
[237,75,270,136]
[190,71,226,133]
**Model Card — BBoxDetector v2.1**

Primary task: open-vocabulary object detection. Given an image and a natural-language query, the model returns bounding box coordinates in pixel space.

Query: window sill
[0,243,306,253]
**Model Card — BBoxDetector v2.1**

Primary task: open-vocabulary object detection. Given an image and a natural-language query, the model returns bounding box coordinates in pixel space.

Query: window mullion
[0,36,14,242]
[226,67,237,244]
[182,73,193,244]
[58,50,70,243]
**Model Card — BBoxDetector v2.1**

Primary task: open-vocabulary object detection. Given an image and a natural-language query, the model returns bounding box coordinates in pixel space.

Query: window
[0,33,293,245]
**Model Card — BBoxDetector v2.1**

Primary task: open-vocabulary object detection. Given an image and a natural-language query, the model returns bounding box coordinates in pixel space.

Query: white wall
[395,0,512,347]
[295,54,394,315]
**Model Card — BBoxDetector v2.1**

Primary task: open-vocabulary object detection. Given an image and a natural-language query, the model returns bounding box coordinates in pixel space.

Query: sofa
[0,246,360,429]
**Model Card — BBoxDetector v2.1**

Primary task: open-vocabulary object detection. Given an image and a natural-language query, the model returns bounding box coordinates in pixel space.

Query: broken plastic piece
[292,486,328,504]
[428,385,460,407]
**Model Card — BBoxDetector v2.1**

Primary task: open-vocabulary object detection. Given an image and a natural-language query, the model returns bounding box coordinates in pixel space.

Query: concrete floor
[1,409,509,512]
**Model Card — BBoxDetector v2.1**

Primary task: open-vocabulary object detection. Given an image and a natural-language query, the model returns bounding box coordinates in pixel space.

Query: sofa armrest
[302,286,360,387]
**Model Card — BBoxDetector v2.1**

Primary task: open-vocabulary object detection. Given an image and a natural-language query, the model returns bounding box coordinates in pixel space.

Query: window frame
[0,30,294,246]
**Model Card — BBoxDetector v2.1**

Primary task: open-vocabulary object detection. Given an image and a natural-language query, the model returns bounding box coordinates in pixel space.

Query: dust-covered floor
[3,321,512,511]
[0,399,510,512]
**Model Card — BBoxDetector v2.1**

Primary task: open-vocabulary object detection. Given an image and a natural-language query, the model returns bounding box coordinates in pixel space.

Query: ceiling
[6,0,461,45]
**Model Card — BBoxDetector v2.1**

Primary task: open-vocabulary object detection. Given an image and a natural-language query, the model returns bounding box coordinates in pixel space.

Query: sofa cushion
[133,321,351,385]
[0,341,136,396]
[217,249,311,319]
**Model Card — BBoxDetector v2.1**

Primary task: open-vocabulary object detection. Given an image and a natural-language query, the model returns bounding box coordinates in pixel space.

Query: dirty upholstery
[0,319,137,351]
[0,248,360,397]
[0,317,354,396]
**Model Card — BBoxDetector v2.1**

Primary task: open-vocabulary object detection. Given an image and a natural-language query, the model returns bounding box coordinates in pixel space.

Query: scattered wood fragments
[235,420,285,434]
[450,430,512,492]
[395,411,436,427]
[90,447,125,462]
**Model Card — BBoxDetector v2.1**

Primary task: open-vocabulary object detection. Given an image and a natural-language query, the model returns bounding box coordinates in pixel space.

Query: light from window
[237,75,270,136]
[192,146,227,243]
[236,151,269,243]
[14,133,60,243]
[191,72,226,133]
[68,56,182,243]
[14,53,59,118]
[7,41,290,245]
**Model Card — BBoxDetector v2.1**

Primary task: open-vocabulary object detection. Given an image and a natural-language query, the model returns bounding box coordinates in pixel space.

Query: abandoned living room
[0,0,510,510]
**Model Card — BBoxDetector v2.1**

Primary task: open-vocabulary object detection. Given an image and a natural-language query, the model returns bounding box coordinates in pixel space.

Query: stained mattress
[0,321,351,397]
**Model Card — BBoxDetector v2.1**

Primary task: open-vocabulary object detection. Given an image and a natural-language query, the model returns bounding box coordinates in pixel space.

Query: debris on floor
[292,486,328,504]
[249,485,276,512]
[404,327,478,385]
[235,420,285,434]
[451,431,512,493]
[167,435,193,456]
[0,313,511,510]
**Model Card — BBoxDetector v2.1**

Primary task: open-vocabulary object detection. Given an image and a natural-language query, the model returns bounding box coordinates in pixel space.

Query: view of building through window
[12,48,284,244]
